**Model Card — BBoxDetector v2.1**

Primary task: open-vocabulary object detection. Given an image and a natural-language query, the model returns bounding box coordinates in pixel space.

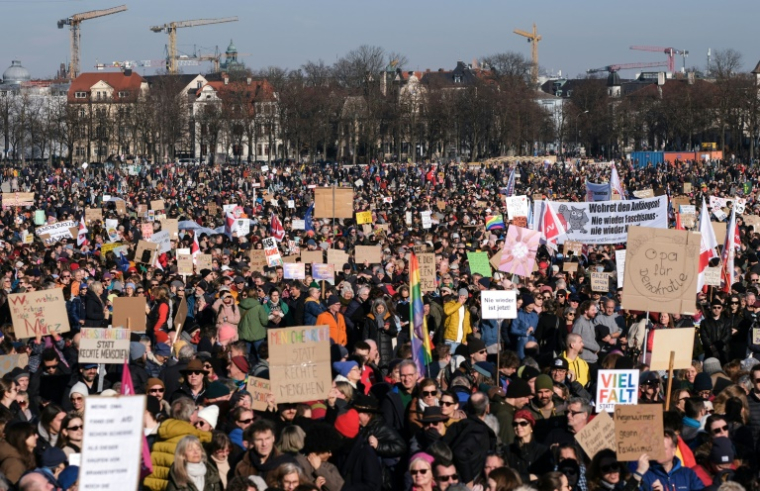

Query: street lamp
[575,110,589,156]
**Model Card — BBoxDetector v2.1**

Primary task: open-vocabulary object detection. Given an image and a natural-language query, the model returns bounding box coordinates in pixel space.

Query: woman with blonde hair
[84,280,109,327]
[278,425,305,456]
[266,462,307,491]
[166,435,222,491]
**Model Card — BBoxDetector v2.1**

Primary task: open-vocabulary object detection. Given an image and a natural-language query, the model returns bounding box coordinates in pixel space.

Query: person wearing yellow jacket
[442,289,472,351]
[144,398,213,491]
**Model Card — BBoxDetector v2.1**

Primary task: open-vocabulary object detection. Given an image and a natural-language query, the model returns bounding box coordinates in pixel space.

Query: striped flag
[77,215,89,248]
[697,198,719,292]
[485,215,505,230]
[409,253,432,375]
[270,212,285,242]
[721,208,740,293]
[505,168,516,197]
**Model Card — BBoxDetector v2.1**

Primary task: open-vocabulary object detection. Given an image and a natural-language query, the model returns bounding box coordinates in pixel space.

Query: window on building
[118,91,129,98]
[79,108,85,118]
[197,81,202,89]
[454,75,462,84]
[75,147,85,157]
[96,91,103,100]
[75,92,87,99]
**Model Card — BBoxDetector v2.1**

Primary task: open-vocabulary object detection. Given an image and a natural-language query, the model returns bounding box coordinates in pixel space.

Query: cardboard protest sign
[489,249,504,272]
[85,208,102,223]
[711,222,726,244]
[563,241,583,257]
[134,240,159,265]
[80,395,144,491]
[284,262,306,280]
[249,249,268,272]
[327,249,349,270]
[499,226,540,278]
[78,328,131,364]
[615,250,626,288]
[174,297,188,330]
[355,211,372,224]
[596,370,639,412]
[246,377,271,411]
[282,255,297,263]
[150,199,165,211]
[614,404,665,461]
[650,327,695,371]
[355,245,382,265]
[753,328,760,345]
[2,192,34,207]
[177,253,194,275]
[480,291,518,319]
[683,182,692,193]
[160,218,179,240]
[704,267,721,286]
[268,325,331,403]
[621,227,699,315]
[0,353,28,377]
[115,200,127,216]
[590,272,610,292]
[196,253,213,271]
[301,250,323,265]
[563,262,578,272]
[314,187,353,218]
[312,263,335,283]
[141,223,154,239]
[744,215,760,230]
[419,253,437,291]
[208,203,219,216]
[9,290,70,338]
[112,297,147,331]
[467,252,492,278]
[575,411,617,459]
[436,199,446,211]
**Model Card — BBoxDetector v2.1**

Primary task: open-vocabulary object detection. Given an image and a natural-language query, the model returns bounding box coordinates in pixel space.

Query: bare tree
[480,52,531,82]
[333,45,387,89]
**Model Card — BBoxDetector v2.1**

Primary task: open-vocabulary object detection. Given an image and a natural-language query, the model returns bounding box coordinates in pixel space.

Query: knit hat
[473,361,495,379]
[41,447,67,468]
[522,294,535,306]
[505,377,532,399]
[513,409,536,428]
[709,436,735,464]
[519,365,540,381]
[58,465,79,490]
[130,341,146,361]
[467,338,486,355]
[230,356,250,374]
[154,343,172,357]
[69,382,88,399]
[335,409,360,438]
[332,361,359,378]
[218,324,237,344]
[410,452,435,465]
[703,358,722,376]
[205,381,231,400]
[535,374,554,392]
[326,295,340,307]
[146,378,164,391]
[693,372,713,392]
[198,405,219,429]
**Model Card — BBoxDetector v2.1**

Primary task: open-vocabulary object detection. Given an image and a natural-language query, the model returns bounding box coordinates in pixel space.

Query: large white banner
[533,196,668,244]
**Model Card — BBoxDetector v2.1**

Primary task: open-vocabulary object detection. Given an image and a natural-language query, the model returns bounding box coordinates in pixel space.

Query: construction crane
[587,61,669,74]
[58,5,128,80]
[513,23,541,85]
[630,46,689,73]
[195,47,253,72]
[150,17,238,74]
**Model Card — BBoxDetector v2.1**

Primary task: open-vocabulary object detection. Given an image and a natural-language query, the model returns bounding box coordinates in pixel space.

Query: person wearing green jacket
[237,288,268,356]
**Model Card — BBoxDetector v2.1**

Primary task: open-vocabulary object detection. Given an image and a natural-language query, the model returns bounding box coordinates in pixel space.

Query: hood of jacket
[238,297,261,311]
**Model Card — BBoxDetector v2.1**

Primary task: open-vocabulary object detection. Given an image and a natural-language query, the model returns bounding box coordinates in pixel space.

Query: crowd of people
[0,156,755,491]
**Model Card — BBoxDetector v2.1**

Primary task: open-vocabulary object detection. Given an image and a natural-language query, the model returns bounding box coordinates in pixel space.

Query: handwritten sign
[150,199,165,211]
[355,245,382,265]
[327,249,349,270]
[85,208,102,223]
[263,238,282,267]
[563,262,578,272]
[268,325,331,403]
[753,328,760,345]
[505,195,528,219]
[301,250,323,265]
[2,192,34,207]
[683,182,692,193]
[575,410,617,460]
[177,253,193,275]
[355,211,373,225]
[591,272,610,292]
[174,297,188,331]
[160,218,179,240]
[79,328,131,364]
[196,253,213,271]
[284,262,306,280]
[704,266,721,286]
[596,370,639,412]
[419,253,436,291]
[614,404,665,462]
[141,223,154,240]
[112,297,147,332]
[249,249,268,272]
[480,291,518,319]
[564,241,583,257]
[467,252,492,278]
[622,227,699,315]
[9,290,70,338]
[246,377,271,411]
[312,263,335,283]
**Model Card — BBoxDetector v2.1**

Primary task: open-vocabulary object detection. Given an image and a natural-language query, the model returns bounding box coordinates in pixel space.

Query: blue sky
[4,0,759,79]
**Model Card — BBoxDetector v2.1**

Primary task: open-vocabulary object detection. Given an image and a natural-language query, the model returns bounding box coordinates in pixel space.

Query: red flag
[541,202,566,252]
[270,212,285,242]
[675,213,684,231]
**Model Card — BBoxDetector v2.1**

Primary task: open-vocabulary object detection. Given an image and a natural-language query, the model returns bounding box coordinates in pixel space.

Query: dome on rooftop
[226,40,237,54]
[3,60,30,85]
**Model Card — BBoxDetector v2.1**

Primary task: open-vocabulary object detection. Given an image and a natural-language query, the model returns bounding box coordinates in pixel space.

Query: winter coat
[233,448,296,481]
[237,298,268,342]
[83,289,106,327]
[212,298,241,328]
[572,315,600,364]
[304,297,326,325]
[0,441,33,485]
[361,415,407,458]
[294,453,345,491]
[165,461,222,491]
[317,311,347,346]
[700,316,732,364]
[144,419,213,491]
[505,438,554,482]
[639,458,705,491]
[442,300,472,343]
[336,437,383,491]
[362,312,398,370]
[264,300,289,328]
[479,318,500,348]
[441,415,497,484]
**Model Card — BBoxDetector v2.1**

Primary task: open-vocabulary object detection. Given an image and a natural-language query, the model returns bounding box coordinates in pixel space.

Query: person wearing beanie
[693,372,713,400]
[68,382,88,414]
[332,361,361,388]
[505,408,552,482]
[488,376,532,446]
[128,341,150,395]
[510,294,539,360]
[316,295,348,346]
[39,446,68,485]
[467,338,488,365]
[196,405,220,431]
[526,374,565,434]
[295,423,345,491]
[700,300,731,365]
[442,286,472,352]
[227,356,250,391]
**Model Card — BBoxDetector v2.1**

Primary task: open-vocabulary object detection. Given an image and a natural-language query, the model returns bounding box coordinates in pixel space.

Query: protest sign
[621,227,699,315]
[208,203,219,216]
[282,255,297,263]
[563,262,578,272]
[284,262,306,280]
[141,223,153,239]
[683,182,692,193]
[744,215,760,230]
[586,181,611,201]
[512,216,528,228]
[313,187,353,218]
[312,263,335,283]
[262,238,282,267]
[149,230,171,254]
[79,395,144,491]
[135,240,159,265]
[596,370,639,412]
[536,196,668,245]
[0,353,28,377]
[196,253,213,271]
[177,253,193,275]
[85,208,102,223]
[355,245,382,264]
[436,199,446,211]
[614,250,626,288]
[249,249,268,272]
[291,219,305,230]
[112,297,147,331]
[563,241,583,257]
[33,210,46,225]
[753,328,760,345]
[160,218,179,240]
[499,226,540,277]
[711,222,727,244]
[575,411,617,459]
[704,267,721,286]
[419,253,436,291]
[35,220,77,244]
[467,252,492,278]
[355,211,373,224]
[505,195,529,219]
[301,250,323,265]
[710,196,746,214]
[614,404,665,461]
[78,328,131,364]
[115,200,127,215]
[246,377,271,411]
[591,272,610,292]
[150,199,165,211]
[489,249,503,272]
[2,192,34,207]
[632,189,654,199]
[480,291,518,319]
[672,196,691,208]
[421,211,432,229]
[174,297,188,330]
[650,327,695,371]
[268,325,331,403]
[327,249,349,270]
[9,290,70,338]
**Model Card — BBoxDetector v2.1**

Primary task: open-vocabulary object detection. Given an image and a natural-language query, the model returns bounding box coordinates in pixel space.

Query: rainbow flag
[409,253,432,374]
[485,214,505,230]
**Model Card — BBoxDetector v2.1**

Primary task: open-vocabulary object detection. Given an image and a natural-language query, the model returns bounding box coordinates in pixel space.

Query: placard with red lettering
[267,326,331,403]
[595,369,639,412]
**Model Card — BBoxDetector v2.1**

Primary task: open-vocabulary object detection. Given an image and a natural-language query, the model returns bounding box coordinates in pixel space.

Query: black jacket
[442,415,497,484]
[362,313,398,371]
[83,289,106,327]
[700,315,732,363]
[505,438,554,482]
[361,415,406,458]
[336,436,383,491]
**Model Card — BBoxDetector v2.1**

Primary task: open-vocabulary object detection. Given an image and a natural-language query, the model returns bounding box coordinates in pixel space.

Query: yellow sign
[355,211,373,225]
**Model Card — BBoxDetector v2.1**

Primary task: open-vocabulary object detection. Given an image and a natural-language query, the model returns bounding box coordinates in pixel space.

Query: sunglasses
[67,425,83,431]
[438,474,459,482]
[568,410,585,417]
[712,425,728,434]
[237,418,253,425]
[187,371,205,376]
[566,313,575,317]
[70,396,83,402]
[730,301,740,305]
[601,463,621,473]
[440,401,457,407]
[512,421,530,427]
[421,390,437,397]
[43,364,59,371]
[410,469,429,476]
[149,388,165,394]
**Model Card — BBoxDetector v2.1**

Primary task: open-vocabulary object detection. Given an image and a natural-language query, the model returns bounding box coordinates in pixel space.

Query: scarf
[211,455,229,488]
[186,462,206,491]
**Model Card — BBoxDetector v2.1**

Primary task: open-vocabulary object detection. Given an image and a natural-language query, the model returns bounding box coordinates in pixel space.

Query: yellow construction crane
[58,5,128,80]
[513,23,542,85]
[150,17,239,74]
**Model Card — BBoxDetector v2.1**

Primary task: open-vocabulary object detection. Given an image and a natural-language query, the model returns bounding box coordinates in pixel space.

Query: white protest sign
[292,219,305,230]
[287,200,295,209]
[480,291,518,319]
[78,328,130,364]
[710,196,745,214]
[35,220,77,244]
[506,195,529,219]
[421,211,432,229]
[263,237,282,267]
[596,369,639,412]
[406,211,412,226]
[615,250,626,289]
[148,230,171,254]
[80,395,144,491]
